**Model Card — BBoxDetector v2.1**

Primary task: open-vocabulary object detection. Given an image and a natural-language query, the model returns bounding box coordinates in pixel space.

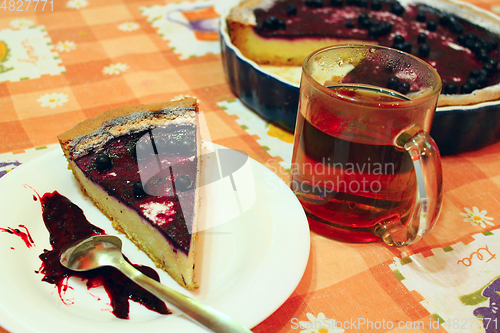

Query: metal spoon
[60,234,252,333]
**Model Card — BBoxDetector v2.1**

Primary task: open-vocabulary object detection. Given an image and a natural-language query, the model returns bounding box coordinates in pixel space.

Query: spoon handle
[116,258,252,333]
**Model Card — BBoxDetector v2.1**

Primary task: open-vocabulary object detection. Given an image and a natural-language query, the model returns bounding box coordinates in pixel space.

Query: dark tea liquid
[291,87,417,242]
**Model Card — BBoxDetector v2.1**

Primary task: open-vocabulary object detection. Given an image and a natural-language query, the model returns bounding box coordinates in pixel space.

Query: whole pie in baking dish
[58,98,200,289]
[226,0,500,106]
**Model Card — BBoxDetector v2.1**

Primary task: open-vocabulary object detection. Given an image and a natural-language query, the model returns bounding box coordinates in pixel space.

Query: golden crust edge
[58,98,198,156]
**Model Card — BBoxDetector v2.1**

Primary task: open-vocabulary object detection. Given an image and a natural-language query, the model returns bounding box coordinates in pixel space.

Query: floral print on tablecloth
[140,0,233,59]
[0,25,65,82]
[0,145,59,179]
[390,226,500,333]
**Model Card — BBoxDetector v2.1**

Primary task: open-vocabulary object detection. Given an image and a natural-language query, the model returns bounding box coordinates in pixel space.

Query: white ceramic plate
[0,145,310,333]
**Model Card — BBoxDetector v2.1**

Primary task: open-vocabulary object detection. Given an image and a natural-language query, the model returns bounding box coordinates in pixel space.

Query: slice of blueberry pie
[58,98,200,289]
[227,0,500,106]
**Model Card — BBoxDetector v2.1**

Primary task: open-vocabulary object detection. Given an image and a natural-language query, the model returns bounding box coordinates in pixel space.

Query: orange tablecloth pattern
[1,0,500,332]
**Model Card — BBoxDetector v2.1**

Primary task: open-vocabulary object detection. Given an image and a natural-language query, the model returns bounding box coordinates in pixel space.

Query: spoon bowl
[60,234,252,333]
[60,235,124,271]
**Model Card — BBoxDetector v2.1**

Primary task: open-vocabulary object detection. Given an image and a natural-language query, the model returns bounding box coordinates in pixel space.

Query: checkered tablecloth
[2,0,500,332]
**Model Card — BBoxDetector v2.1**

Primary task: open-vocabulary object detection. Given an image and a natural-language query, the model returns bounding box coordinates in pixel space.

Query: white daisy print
[38,93,69,109]
[118,22,140,32]
[55,41,76,52]
[299,313,345,333]
[102,63,129,75]
[10,19,35,29]
[460,207,494,228]
[66,0,88,9]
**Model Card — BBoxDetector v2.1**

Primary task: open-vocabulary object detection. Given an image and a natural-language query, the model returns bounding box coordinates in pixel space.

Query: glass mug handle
[375,131,443,246]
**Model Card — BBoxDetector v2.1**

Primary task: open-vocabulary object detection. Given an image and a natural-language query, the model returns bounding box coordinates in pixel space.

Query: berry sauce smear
[38,190,170,319]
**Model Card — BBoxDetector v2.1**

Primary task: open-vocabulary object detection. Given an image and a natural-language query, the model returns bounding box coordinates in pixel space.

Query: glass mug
[291,45,443,246]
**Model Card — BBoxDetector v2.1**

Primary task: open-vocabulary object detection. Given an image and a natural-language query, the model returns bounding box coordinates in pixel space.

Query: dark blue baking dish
[219,1,500,156]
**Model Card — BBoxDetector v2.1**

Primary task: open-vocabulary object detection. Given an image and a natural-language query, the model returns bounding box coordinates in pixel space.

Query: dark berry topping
[426,20,437,32]
[460,83,473,94]
[394,41,412,53]
[484,58,498,74]
[450,23,464,34]
[439,14,451,26]
[152,130,196,155]
[443,82,458,94]
[402,42,412,53]
[133,181,146,197]
[360,17,372,29]
[175,175,193,192]
[369,22,390,38]
[483,62,495,74]
[466,33,478,42]
[384,63,395,73]
[466,77,478,89]
[391,2,404,16]
[287,4,297,15]
[95,154,112,171]
[417,32,427,43]
[457,35,467,45]
[387,76,401,91]
[371,0,381,10]
[358,12,369,22]
[149,175,167,186]
[469,69,482,79]
[305,0,324,8]
[134,140,150,160]
[252,0,500,96]
[262,16,286,30]
[464,38,476,50]
[418,43,430,57]
[473,42,485,54]
[393,34,405,44]
[398,81,411,94]
[489,40,499,51]
[416,12,426,22]
[155,137,174,153]
[380,21,393,35]
[386,76,410,94]
[476,75,487,88]
[178,138,196,154]
[476,49,489,62]
[470,69,488,84]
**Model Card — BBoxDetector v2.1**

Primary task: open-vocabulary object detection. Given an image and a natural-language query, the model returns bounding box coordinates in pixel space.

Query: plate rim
[0,145,310,332]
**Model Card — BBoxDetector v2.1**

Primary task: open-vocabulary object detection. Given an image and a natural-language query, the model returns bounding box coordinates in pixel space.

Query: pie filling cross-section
[58,98,200,289]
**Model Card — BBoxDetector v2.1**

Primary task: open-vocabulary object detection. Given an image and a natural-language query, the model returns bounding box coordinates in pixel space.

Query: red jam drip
[38,191,170,319]
[0,225,35,248]
[74,125,197,254]
[254,0,500,89]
